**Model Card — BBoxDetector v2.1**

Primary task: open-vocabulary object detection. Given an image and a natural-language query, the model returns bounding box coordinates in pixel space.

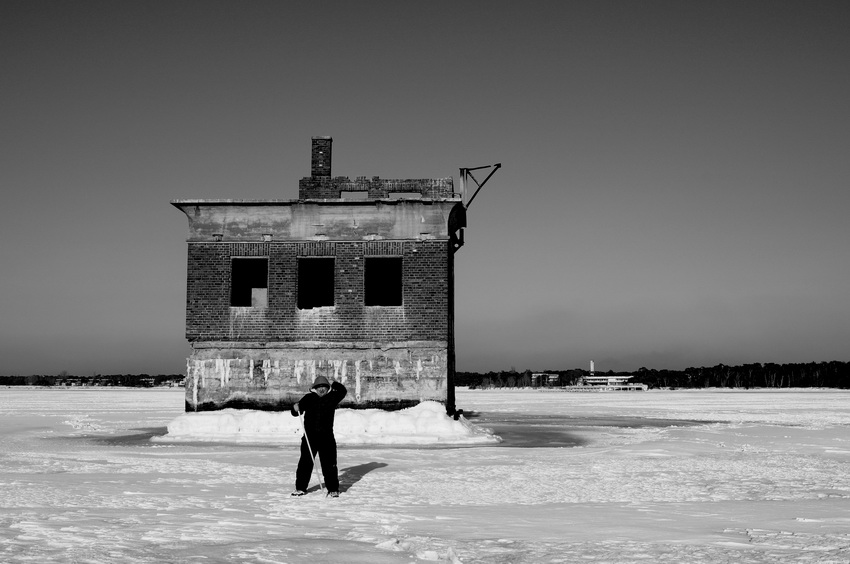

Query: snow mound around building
[154,401,501,445]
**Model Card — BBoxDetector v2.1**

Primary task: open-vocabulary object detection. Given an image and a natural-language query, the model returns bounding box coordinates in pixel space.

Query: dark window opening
[231,258,268,307]
[365,257,403,306]
[298,257,335,309]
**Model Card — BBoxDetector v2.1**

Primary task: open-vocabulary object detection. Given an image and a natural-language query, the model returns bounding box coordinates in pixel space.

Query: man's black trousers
[295,434,339,492]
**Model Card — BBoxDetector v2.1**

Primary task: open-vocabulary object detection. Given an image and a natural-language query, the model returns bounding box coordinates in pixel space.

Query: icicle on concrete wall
[184,347,446,412]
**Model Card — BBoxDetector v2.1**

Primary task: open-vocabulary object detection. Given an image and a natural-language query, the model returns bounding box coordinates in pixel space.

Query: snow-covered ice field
[2,387,849,563]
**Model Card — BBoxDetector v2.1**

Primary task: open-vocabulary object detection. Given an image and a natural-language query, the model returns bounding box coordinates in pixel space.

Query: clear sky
[2,0,848,375]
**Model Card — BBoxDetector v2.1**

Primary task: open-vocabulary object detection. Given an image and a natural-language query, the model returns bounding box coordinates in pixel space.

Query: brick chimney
[311,136,332,178]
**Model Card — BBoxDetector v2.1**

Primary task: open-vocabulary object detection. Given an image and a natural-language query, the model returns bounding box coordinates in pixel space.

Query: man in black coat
[290,375,347,497]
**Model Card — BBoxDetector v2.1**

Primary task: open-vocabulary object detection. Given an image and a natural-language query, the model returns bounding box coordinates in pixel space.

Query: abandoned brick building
[172,137,468,413]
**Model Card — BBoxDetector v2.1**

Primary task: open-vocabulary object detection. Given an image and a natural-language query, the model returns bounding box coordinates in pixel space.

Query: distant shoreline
[3,385,847,392]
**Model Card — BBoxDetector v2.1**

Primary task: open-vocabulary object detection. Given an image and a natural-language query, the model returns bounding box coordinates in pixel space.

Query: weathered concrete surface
[184,341,448,412]
[171,199,460,243]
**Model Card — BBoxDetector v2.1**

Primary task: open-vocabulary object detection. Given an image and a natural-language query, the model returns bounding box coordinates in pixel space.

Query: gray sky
[2,0,848,375]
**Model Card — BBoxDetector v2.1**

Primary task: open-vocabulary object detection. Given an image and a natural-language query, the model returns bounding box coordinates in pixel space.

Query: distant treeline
[0,374,184,387]
[4,362,849,389]
[458,361,850,389]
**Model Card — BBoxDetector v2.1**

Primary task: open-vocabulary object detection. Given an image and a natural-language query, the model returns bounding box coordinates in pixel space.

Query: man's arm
[290,393,312,416]
[330,381,347,405]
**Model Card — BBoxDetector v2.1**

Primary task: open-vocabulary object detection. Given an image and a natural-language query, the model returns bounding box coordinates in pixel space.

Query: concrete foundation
[185,341,447,412]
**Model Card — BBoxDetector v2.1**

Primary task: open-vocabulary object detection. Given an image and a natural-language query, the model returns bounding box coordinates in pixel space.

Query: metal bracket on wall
[460,163,501,209]
[451,163,501,252]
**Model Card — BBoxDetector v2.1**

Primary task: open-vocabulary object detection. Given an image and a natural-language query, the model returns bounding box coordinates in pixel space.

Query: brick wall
[298,176,455,200]
[185,240,449,342]
[186,243,231,339]
[310,136,332,177]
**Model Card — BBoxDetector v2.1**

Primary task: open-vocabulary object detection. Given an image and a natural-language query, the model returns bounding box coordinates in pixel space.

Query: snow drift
[154,400,501,445]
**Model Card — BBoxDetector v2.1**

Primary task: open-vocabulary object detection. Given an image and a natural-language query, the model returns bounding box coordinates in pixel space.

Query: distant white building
[582,374,636,387]
[582,361,647,390]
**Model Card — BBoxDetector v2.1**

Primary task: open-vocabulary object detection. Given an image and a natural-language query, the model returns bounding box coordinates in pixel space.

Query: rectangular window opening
[231,258,268,307]
[365,257,403,306]
[340,191,369,200]
[388,192,422,199]
[298,257,335,309]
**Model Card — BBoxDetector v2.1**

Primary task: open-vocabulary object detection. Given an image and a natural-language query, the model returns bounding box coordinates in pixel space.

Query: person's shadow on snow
[338,462,387,493]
